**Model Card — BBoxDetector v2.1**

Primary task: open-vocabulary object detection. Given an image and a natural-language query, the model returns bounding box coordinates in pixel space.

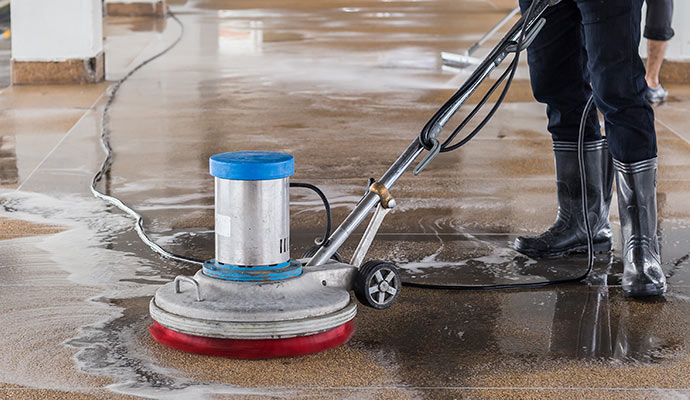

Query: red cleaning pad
[150,320,355,359]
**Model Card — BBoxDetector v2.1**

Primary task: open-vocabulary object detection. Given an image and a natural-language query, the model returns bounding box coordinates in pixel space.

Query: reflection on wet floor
[120,16,168,33]
[0,136,18,186]
[74,282,690,396]
[389,222,690,287]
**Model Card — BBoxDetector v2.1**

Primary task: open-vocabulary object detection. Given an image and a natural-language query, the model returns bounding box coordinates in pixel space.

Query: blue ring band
[203,259,302,281]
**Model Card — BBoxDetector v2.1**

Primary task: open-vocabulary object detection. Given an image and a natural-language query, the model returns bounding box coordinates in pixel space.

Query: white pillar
[10,0,104,84]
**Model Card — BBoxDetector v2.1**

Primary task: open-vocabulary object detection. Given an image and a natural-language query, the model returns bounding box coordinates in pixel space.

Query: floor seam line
[15,91,108,192]
[657,117,690,148]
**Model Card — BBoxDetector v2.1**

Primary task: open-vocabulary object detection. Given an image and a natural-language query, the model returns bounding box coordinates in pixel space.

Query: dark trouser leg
[519,0,601,142]
[578,0,656,163]
[514,0,612,258]
[578,0,664,296]
[644,0,675,42]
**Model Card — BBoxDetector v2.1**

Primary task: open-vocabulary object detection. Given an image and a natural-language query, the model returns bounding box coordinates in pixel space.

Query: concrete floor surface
[1,0,690,399]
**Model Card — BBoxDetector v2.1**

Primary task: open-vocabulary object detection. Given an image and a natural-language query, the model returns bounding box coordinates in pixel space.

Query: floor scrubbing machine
[149,0,561,359]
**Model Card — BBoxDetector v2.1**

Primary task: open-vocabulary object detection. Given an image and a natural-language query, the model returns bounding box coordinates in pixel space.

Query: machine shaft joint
[368,181,396,209]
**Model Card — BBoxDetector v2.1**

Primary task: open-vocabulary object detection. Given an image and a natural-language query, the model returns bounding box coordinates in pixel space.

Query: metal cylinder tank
[209,151,294,267]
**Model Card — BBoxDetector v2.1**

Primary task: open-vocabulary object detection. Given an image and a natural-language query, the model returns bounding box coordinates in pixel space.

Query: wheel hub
[378,281,390,292]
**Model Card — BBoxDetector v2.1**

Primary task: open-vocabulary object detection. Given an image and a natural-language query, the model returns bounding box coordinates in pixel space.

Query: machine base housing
[149,261,358,358]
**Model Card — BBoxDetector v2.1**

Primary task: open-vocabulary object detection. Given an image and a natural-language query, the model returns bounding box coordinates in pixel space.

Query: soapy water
[0,186,554,397]
[0,190,295,398]
[0,190,159,288]
[396,239,537,278]
[2,181,689,397]
[387,225,585,286]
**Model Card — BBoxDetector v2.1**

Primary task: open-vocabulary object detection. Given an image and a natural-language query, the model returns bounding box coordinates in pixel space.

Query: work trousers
[644,0,674,41]
[519,0,656,163]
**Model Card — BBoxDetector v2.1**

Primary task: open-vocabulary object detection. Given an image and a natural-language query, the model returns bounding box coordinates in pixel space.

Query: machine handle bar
[306,0,553,267]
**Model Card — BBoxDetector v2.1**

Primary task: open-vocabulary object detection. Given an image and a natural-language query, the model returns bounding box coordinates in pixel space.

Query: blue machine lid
[209,151,295,181]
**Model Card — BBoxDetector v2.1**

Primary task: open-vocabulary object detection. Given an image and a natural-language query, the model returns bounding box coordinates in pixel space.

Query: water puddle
[387,221,690,288]
[0,189,293,398]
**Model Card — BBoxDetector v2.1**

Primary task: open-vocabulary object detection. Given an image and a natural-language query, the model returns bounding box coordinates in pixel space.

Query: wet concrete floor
[2,0,690,398]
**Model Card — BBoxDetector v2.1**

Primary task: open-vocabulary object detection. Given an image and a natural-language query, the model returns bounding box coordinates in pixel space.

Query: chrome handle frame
[350,204,392,268]
[306,1,551,267]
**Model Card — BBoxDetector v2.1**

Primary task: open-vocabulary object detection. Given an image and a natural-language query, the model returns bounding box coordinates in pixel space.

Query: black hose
[578,95,596,277]
[441,58,517,151]
[418,0,543,151]
[290,182,333,247]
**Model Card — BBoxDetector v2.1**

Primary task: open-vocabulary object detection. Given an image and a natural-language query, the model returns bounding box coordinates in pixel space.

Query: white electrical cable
[91,9,204,266]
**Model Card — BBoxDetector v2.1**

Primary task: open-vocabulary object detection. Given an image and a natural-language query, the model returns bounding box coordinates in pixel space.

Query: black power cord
[91,9,208,266]
[290,182,333,248]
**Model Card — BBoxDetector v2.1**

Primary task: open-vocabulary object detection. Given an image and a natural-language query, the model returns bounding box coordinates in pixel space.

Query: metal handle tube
[415,56,499,175]
[437,5,548,132]
[307,19,519,267]
[306,140,424,266]
[350,204,392,268]
[307,0,553,267]
[436,62,497,133]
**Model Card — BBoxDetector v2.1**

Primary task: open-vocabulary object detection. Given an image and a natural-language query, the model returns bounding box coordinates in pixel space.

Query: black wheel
[354,260,401,309]
[301,245,343,263]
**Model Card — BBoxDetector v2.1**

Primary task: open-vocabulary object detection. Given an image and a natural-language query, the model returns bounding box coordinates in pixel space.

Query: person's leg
[646,39,667,88]
[580,0,656,164]
[513,0,614,258]
[644,0,674,102]
[579,0,666,297]
[518,0,600,143]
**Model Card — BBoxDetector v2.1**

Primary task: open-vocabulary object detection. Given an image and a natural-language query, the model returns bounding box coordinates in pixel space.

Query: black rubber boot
[514,139,614,258]
[614,158,666,297]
